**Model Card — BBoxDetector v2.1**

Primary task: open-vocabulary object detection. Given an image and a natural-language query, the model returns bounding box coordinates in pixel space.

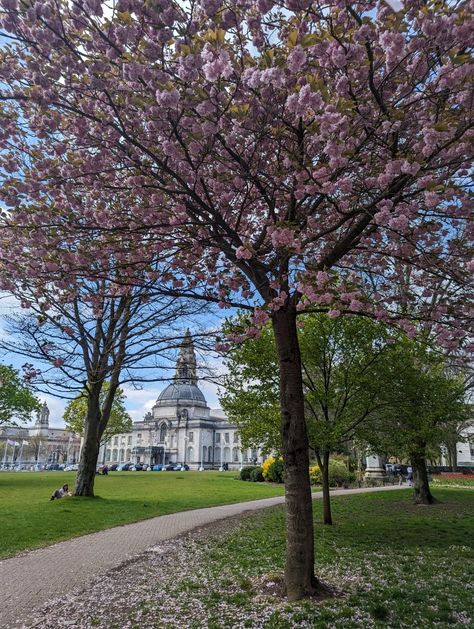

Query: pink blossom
[288,46,306,72]
[155,88,180,109]
[252,309,269,326]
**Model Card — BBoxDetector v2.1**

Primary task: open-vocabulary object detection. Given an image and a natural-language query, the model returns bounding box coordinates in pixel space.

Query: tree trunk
[447,442,457,472]
[411,452,435,505]
[272,308,318,601]
[321,450,332,525]
[74,388,101,497]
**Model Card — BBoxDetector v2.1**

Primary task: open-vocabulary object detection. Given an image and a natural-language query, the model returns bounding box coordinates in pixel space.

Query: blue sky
[0,292,225,428]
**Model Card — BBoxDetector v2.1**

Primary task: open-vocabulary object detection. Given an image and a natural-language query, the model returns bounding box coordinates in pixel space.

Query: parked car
[174,463,190,471]
[141,464,149,471]
[109,463,119,471]
[164,463,176,471]
[152,464,164,471]
[64,464,77,471]
[130,464,144,471]
[117,463,132,471]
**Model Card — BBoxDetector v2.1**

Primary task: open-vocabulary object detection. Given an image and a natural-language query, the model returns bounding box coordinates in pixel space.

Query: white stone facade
[99,332,263,469]
[0,402,81,467]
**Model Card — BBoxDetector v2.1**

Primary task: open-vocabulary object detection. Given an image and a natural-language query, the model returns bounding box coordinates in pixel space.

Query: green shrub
[309,460,350,487]
[249,466,264,482]
[266,459,285,483]
[240,466,255,481]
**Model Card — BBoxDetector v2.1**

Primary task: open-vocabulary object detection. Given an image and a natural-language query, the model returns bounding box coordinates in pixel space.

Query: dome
[157,381,207,404]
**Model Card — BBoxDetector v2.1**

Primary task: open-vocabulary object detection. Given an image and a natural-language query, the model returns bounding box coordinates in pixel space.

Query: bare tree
[1,275,212,495]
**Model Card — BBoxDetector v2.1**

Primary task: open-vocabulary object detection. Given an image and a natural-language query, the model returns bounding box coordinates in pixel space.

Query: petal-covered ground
[29,489,473,629]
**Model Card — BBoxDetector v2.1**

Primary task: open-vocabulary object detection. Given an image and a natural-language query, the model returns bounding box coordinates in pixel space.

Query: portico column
[364,454,386,479]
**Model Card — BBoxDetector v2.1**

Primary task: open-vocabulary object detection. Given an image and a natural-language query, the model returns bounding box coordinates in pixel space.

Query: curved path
[0,485,403,628]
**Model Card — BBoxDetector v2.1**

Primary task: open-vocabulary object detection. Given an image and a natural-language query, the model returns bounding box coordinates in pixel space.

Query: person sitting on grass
[50,483,72,501]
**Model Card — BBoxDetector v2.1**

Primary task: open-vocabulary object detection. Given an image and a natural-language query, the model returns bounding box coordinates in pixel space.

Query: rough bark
[74,387,101,497]
[411,451,435,505]
[446,442,457,472]
[272,308,318,601]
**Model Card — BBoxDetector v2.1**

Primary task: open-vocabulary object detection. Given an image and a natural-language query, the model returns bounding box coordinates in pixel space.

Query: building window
[232,447,239,462]
[127,436,132,445]
[225,433,230,444]
[106,449,111,462]
[188,432,194,443]
[159,424,167,442]
[112,449,118,462]
[119,448,125,462]
[114,436,119,446]
[233,433,239,444]
[126,449,131,461]
[215,433,220,443]
[137,433,142,441]
[470,444,474,459]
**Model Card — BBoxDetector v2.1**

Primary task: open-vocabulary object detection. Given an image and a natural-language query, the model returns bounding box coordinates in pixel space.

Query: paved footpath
[0,485,403,628]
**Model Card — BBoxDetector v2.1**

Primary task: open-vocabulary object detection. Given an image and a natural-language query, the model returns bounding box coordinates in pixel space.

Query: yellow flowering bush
[309,465,322,485]
[262,457,276,480]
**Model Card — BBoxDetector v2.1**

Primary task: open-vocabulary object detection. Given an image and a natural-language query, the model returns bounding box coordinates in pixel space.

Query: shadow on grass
[315,489,474,554]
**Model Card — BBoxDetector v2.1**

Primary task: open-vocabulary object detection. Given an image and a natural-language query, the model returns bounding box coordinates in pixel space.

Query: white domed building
[99,331,262,469]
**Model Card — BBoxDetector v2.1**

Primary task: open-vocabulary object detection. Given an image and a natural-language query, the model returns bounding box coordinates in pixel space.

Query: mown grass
[0,470,284,558]
[143,488,474,628]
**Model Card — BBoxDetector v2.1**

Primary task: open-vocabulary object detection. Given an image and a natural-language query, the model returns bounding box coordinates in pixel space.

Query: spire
[174,330,197,385]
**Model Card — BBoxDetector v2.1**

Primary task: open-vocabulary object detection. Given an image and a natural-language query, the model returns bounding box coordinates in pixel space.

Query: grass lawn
[0,470,284,558]
[121,488,472,629]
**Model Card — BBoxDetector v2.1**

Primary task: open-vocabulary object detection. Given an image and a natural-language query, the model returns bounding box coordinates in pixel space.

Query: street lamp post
[199,443,204,472]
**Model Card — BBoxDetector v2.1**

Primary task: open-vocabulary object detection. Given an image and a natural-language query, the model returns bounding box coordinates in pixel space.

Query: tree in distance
[0,364,40,427]
[361,338,470,505]
[64,383,132,447]
[1,275,209,496]
[221,314,392,524]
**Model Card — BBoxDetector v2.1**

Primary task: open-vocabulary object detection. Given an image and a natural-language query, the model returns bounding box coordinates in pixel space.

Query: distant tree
[0,364,40,426]
[221,314,391,524]
[362,339,469,504]
[1,277,210,496]
[64,384,132,447]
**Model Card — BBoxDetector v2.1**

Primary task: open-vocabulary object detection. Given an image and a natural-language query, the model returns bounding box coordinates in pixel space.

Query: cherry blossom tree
[0,0,472,599]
